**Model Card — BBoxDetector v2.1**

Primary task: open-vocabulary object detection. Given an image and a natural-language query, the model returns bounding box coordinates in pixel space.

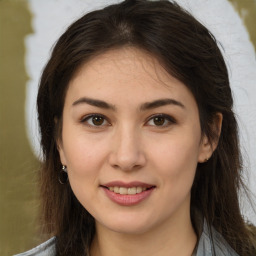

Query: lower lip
[102,187,155,206]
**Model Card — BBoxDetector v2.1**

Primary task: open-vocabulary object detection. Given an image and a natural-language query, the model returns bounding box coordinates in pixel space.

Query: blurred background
[0,0,255,255]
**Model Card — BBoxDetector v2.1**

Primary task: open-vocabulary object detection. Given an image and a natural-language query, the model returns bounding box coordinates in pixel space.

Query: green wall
[0,1,39,255]
[229,0,256,50]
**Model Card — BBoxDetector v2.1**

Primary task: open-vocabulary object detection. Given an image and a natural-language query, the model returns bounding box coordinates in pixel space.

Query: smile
[101,182,156,206]
[107,186,147,195]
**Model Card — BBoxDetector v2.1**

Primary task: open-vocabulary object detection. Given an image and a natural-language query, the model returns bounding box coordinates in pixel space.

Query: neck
[90,207,197,256]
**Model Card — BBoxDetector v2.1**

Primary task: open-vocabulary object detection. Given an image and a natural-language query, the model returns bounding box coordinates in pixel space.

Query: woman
[16,0,256,255]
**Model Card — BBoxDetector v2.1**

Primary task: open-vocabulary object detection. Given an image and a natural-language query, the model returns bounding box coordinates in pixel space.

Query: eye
[146,114,176,127]
[81,114,110,127]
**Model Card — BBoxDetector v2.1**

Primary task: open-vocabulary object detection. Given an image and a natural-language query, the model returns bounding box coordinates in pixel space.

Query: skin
[58,47,221,256]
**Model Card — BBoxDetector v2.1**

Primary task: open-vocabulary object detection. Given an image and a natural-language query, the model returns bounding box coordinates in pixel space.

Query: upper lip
[102,181,155,188]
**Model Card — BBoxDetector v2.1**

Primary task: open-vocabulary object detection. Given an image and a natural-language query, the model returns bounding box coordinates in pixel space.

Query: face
[58,47,212,235]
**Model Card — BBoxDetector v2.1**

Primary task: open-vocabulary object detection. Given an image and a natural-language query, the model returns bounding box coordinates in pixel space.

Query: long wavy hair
[37,0,255,255]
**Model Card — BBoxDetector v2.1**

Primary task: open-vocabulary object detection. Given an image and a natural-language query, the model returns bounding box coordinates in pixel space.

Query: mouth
[100,181,156,206]
[101,185,155,195]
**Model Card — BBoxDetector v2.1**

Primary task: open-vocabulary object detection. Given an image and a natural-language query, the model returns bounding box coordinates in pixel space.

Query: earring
[59,165,68,184]
[204,157,209,162]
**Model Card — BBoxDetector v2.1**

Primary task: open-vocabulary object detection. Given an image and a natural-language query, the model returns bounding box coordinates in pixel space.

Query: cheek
[63,137,107,205]
[151,133,200,186]
[61,120,106,170]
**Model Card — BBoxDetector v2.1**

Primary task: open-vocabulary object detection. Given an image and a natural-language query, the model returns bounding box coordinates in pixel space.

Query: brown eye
[82,114,109,127]
[92,116,104,126]
[147,114,176,127]
[153,116,165,126]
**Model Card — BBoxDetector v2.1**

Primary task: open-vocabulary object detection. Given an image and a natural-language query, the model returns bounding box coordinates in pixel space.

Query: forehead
[73,47,168,84]
[67,47,196,107]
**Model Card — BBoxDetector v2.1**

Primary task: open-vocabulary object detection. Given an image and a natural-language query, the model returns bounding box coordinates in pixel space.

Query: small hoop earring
[59,165,68,184]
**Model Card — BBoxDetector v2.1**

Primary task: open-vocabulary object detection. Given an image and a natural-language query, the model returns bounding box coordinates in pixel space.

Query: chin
[108,223,153,235]
[97,213,156,235]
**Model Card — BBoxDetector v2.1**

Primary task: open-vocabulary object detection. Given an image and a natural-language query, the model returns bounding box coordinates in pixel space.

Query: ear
[57,138,67,166]
[55,117,67,166]
[56,138,67,165]
[198,113,223,163]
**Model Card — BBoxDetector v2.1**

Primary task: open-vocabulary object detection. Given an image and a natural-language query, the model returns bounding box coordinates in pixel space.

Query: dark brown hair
[37,0,255,255]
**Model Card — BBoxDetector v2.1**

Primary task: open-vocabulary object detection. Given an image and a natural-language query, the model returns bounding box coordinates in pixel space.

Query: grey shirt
[14,221,239,256]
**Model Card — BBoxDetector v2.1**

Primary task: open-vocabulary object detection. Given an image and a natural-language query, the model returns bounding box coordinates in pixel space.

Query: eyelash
[80,114,176,128]
[80,114,110,127]
[146,114,176,127]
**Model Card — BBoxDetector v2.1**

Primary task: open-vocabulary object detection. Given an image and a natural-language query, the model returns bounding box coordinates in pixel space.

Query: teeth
[119,187,127,195]
[128,187,137,195]
[136,187,142,193]
[108,186,149,195]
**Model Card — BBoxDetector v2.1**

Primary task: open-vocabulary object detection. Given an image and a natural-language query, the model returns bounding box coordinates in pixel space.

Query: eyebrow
[72,97,116,110]
[72,97,185,111]
[140,98,185,111]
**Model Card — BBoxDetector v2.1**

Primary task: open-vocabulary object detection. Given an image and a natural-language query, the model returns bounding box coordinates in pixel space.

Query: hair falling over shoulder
[37,0,256,255]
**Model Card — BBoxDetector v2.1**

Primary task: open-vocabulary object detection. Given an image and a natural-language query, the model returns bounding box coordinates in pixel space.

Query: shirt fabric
[14,221,239,256]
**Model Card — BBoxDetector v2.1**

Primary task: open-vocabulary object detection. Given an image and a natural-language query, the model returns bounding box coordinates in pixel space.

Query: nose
[108,126,146,172]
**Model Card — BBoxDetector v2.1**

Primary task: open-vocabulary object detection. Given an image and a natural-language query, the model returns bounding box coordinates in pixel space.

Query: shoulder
[196,221,239,256]
[13,237,56,256]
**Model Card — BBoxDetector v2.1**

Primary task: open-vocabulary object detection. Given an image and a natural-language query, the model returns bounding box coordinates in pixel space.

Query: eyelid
[145,113,177,127]
[80,113,110,127]
[79,113,176,128]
